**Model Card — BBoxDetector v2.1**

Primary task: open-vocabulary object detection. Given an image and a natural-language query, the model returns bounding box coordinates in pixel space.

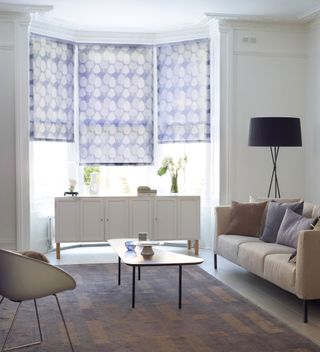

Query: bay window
[29,34,213,249]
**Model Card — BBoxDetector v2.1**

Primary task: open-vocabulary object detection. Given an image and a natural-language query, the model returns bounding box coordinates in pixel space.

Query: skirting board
[0,239,16,250]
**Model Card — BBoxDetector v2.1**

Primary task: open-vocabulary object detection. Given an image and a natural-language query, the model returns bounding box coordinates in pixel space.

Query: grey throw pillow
[260,201,304,243]
[277,208,315,248]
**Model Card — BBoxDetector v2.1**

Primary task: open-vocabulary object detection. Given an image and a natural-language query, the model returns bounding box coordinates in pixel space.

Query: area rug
[0,263,319,352]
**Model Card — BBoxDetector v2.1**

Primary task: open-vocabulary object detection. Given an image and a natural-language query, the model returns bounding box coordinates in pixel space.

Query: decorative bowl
[125,241,136,251]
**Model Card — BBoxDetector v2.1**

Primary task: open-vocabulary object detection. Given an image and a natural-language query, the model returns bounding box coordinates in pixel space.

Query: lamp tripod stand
[268,146,281,198]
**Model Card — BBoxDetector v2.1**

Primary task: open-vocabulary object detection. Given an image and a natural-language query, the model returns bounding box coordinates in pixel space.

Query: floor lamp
[248,117,302,198]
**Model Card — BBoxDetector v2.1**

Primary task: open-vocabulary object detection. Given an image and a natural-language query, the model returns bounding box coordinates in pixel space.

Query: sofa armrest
[296,230,320,299]
[214,206,231,252]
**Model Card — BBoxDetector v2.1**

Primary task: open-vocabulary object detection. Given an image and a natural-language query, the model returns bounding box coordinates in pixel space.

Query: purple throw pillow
[276,208,315,248]
[260,201,304,243]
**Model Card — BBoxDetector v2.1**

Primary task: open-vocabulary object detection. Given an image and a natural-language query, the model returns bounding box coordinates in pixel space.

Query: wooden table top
[109,239,204,266]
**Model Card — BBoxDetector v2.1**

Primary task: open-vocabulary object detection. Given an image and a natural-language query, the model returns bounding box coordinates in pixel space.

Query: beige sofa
[214,202,320,323]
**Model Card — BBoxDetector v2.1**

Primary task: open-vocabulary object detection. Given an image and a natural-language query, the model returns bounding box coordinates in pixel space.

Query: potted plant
[157,156,187,193]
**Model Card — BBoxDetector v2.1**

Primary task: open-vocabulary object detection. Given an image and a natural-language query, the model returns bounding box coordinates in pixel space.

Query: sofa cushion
[260,201,304,243]
[264,254,296,294]
[303,202,314,217]
[216,235,260,264]
[276,208,315,248]
[312,204,320,218]
[225,201,267,237]
[237,241,295,277]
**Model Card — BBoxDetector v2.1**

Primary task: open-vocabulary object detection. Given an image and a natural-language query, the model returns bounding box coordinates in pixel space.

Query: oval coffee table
[109,238,204,309]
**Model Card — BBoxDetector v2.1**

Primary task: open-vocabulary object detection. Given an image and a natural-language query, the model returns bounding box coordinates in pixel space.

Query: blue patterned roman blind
[157,40,210,143]
[78,44,153,165]
[29,34,74,142]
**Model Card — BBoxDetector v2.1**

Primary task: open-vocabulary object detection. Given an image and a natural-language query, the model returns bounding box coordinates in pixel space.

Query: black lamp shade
[248,117,302,147]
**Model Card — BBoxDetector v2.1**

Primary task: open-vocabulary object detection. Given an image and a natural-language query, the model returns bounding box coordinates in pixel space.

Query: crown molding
[30,16,211,44]
[0,3,52,14]
[214,17,305,34]
[0,3,52,22]
[206,12,298,23]
[155,23,210,44]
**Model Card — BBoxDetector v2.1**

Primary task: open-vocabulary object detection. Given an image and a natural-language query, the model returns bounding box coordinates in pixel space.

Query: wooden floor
[47,243,320,346]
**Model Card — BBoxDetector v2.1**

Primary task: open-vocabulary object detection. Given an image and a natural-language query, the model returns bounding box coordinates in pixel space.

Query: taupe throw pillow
[277,208,315,248]
[225,201,268,237]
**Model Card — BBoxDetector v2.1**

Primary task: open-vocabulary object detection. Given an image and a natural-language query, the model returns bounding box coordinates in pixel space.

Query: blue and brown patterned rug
[0,263,319,351]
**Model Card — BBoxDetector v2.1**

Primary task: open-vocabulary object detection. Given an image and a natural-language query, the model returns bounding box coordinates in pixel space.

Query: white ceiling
[3,0,320,31]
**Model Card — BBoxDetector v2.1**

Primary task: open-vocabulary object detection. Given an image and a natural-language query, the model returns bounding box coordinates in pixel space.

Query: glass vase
[171,174,178,193]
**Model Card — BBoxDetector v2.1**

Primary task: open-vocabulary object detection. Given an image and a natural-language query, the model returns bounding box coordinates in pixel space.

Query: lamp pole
[267,146,280,198]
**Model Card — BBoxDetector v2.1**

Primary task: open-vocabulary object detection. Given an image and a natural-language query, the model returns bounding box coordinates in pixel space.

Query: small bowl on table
[125,241,136,251]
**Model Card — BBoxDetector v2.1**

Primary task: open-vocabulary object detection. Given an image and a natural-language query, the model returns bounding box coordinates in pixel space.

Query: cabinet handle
[155,217,157,221]
[101,219,103,222]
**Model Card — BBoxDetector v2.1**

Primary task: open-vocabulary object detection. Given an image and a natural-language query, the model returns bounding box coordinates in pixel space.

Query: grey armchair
[0,249,76,351]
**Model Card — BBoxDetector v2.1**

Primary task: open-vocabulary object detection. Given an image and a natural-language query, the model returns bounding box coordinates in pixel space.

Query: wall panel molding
[234,51,306,59]
[218,23,234,204]
[14,17,31,251]
[0,42,14,50]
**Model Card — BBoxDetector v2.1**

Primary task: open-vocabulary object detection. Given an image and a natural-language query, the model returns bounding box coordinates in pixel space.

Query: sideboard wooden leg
[187,240,192,250]
[194,240,199,256]
[56,243,61,259]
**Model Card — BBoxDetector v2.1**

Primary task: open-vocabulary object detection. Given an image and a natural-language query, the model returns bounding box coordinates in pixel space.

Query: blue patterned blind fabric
[29,35,74,142]
[78,44,153,165]
[157,40,210,143]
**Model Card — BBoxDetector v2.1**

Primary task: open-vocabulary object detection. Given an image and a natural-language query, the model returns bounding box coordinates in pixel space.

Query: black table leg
[118,256,121,285]
[138,266,141,280]
[132,266,136,308]
[179,265,182,309]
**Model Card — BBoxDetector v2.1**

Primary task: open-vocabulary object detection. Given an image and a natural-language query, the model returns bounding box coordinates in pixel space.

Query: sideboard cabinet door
[105,198,129,239]
[153,197,177,240]
[80,199,105,241]
[177,197,200,240]
[129,197,153,238]
[55,198,80,242]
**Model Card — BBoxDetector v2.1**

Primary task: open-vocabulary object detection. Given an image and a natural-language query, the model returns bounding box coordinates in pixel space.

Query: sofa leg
[214,253,217,270]
[303,300,308,323]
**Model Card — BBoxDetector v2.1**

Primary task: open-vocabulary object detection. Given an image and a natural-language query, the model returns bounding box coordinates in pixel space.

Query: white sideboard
[55,195,200,258]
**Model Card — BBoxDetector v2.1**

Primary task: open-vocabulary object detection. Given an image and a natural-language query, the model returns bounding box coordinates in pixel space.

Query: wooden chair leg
[56,243,61,260]
[187,240,192,250]
[194,240,199,256]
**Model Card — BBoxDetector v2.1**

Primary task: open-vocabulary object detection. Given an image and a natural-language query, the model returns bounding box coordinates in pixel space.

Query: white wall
[0,19,16,250]
[305,19,320,203]
[219,21,306,203]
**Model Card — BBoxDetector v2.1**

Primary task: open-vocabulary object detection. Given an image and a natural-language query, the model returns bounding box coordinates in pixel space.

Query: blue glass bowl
[125,241,136,251]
